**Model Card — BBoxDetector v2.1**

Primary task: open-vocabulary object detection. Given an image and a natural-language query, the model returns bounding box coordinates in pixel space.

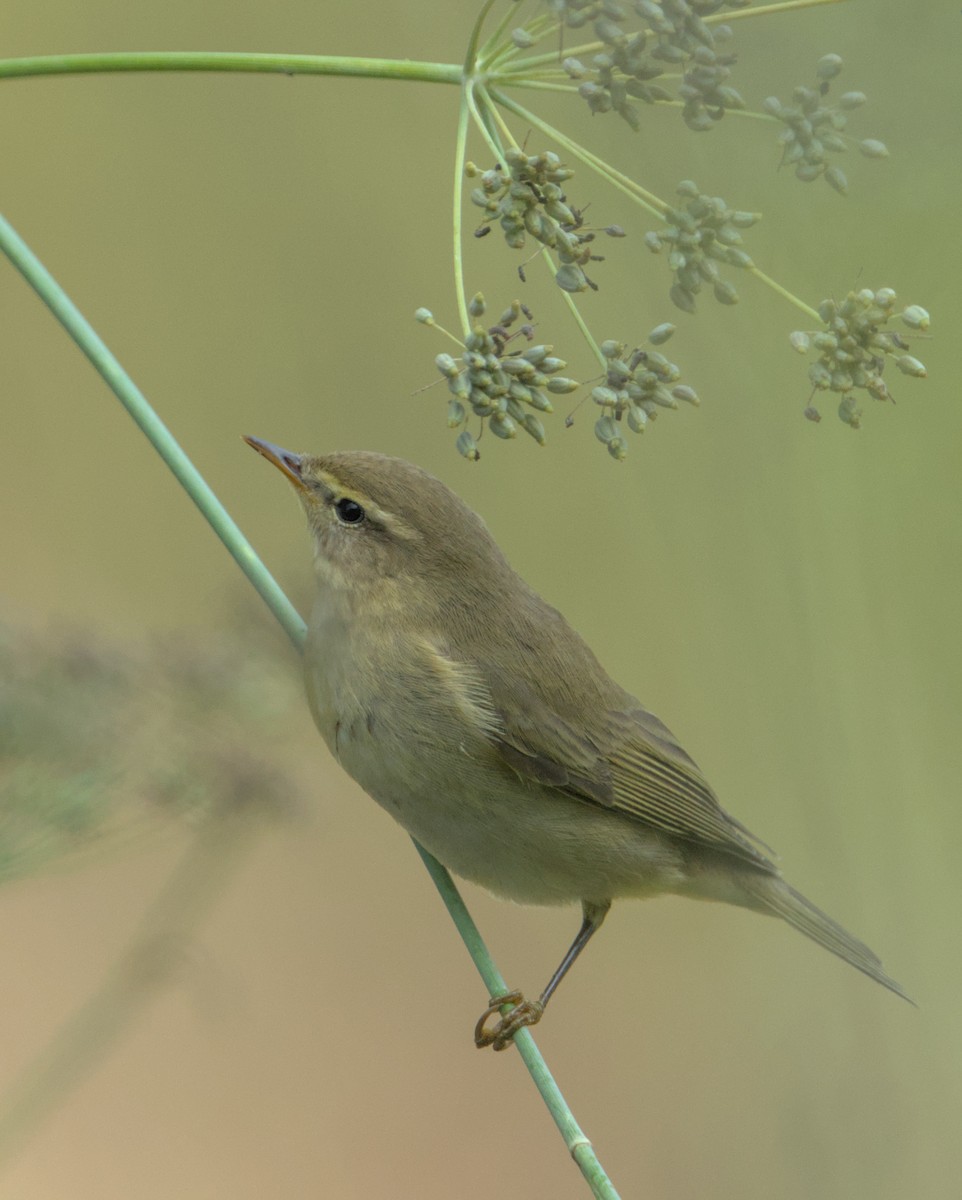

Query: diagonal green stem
[0,211,621,1200]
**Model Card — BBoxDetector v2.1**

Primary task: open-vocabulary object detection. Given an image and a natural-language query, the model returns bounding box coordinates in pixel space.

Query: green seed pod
[859,139,889,159]
[456,430,480,460]
[594,415,618,444]
[671,384,699,406]
[447,374,469,400]
[435,353,460,378]
[670,282,697,313]
[716,86,746,110]
[562,57,587,78]
[547,377,579,395]
[556,263,588,292]
[500,357,531,378]
[489,413,517,439]
[818,299,837,323]
[838,396,861,428]
[730,211,760,229]
[604,225,626,238]
[523,208,548,240]
[789,331,811,354]
[606,361,631,388]
[825,166,848,195]
[725,248,754,269]
[511,27,535,48]
[607,435,628,462]
[812,332,838,352]
[648,323,676,345]
[809,362,832,389]
[544,199,575,225]
[714,224,742,247]
[652,387,678,409]
[600,340,623,359]
[592,385,620,407]
[803,405,821,423]
[447,398,466,428]
[415,308,434,325]
[831,369,854,392]
[626,405,647,434]
[795,162,822,183]
[506,397,527,423]
[820,132,848,153]
[644,232,664,254]
[874,288,897,309]
[540,357,566,374]
[713,279,739,305]
[527,390,554,412]
[896,355,927,377]
[762,96,783,117]
[901,305,930,330]
[839,91,867,109]
[676,180,700,198]
[521,413,546,444]
[816,53,844,80]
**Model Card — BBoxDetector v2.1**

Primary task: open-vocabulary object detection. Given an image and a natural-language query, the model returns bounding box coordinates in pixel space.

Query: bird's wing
[482,671,774,869]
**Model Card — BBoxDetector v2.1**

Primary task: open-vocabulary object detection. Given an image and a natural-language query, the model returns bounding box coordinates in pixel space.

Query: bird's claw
[474,990,545,1051]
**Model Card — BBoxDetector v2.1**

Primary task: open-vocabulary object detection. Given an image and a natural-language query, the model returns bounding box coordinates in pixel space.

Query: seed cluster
[550,0,751,133]
[427,297,579,459]
[468,149,621,293]
[764,55,888,194]
[645,180,759,313]
[590,325,699,460]
[789,289,929,427]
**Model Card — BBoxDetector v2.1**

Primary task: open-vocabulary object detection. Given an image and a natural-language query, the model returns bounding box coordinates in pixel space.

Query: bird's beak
[243,436,310,494]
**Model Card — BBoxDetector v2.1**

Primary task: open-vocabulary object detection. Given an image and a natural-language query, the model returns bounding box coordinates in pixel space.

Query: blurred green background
[1,1,959,1197]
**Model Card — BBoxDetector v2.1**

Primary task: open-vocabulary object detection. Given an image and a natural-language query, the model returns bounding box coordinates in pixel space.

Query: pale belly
[304,645,688,907]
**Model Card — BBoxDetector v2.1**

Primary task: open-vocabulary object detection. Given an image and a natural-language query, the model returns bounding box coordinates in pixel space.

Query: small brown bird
[246,438,910,1048]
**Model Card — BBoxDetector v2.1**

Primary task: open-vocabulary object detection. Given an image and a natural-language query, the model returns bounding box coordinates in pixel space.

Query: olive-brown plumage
[246,438,910,1047]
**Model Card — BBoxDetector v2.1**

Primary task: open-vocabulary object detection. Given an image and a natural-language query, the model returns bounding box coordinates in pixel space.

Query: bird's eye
[335,497,365,525]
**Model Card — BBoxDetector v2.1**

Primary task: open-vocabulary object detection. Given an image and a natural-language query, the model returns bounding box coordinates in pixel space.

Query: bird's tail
[744,875,914,1004]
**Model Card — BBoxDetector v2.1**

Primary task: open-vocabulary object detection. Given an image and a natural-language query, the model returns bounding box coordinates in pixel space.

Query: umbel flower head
[789,288,930,427]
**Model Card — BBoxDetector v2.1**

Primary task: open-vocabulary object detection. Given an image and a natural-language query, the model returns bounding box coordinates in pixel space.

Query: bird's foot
[474,990,545,1051]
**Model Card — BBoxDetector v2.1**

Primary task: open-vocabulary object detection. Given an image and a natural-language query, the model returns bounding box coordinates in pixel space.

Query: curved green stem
[453,87,473,335]
[714,0,843,20]
[0,51,462,85]
[748,266,821,322]
[463,0,502,76]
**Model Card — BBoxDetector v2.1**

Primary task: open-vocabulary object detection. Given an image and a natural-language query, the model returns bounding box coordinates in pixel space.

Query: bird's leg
[474,900,611,1051]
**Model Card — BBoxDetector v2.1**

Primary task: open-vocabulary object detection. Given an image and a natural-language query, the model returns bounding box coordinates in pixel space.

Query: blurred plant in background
[0,615,303,886]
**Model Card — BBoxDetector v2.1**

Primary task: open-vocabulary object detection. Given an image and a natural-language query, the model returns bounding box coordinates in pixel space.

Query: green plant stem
[0,212,621,1200]
[749,265,821,322]
[453,88,473,335]
[717,0,843,20]
[415,848,621,1200]
[0,51,462,85]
